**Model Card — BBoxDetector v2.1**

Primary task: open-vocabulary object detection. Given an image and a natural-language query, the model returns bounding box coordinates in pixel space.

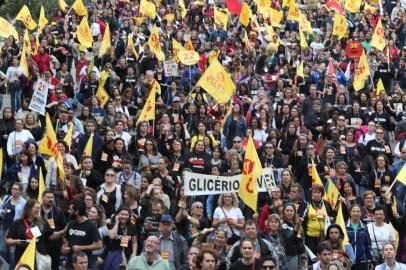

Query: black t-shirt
[65,219,101,267]
[230,258,262,270]
[41,206,67,248]
[7,219,53,263]
[107,223,138,259]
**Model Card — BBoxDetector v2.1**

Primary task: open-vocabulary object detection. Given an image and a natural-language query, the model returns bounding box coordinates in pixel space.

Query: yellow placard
[179,50,199,65]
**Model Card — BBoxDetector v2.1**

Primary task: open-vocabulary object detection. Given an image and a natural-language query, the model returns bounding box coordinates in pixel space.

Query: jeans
[9,85,21,112]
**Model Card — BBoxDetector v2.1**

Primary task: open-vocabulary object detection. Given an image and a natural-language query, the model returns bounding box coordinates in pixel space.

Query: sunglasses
[262,266,276,270]
[105,174,115,177]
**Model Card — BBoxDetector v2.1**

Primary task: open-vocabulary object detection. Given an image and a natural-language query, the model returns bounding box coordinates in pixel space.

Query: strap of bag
[372,224,380,254]
[220,207,237,235]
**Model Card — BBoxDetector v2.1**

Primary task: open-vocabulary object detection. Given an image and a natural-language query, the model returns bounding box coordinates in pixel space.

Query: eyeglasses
[11,187,20,191]
[105,174,115,177]
[376,132,383,134]
[265,146,273,149]
[338,118,345,121]
[262,265,276,269]
[233,140,241,143]
[195,205,203,209]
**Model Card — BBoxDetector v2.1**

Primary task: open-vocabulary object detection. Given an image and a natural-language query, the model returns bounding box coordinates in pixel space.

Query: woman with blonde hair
[24,112,42,141]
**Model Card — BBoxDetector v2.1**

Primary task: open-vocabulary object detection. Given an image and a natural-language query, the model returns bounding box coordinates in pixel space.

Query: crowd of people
[1,0,406,269]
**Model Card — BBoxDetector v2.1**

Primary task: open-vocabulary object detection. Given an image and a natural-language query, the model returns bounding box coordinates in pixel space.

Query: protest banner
[29,78,49,115]
[184,168,276,196]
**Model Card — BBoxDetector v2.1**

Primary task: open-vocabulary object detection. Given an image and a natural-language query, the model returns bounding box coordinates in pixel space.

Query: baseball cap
[160,215,174,224]
[173,96,180,102]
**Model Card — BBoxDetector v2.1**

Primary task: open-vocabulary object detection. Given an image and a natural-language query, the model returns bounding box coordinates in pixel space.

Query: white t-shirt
[213,207,244,237]
[367,223,395,250]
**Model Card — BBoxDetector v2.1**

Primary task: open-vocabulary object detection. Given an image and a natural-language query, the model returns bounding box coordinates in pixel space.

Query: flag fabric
[325,0,345,14]
[172,38,186,64]
[23,29,32,54]
[136,89,156,125]
[327,60,338,87]
[83,134,94,158]
[186,37,194,51]
[239,136,262,211]
[15,237,36,269]
[371,18,385,51]
[37,168,45,204]
[140,0,157,19]
[38,113,65,180]
[0,148,3,182]
[345,0,361,13]
[214,6,228,30]
[336,203,349,244]
[59,0,69,10]
[282,0,293,8]
[148,25,165,61]
[353,50,371,91]
[99,23,111,58]
[20,43,29,76]
[239,3,251,27]
[95,71,110,107]
[287,1,300,22]
[38,6,48,29]
[179,0,187,18]
[76,17,93,48]
[221,102,233,132]
[63,124,74,149]
[15,5,37,30]
[296,60,304,79]
[225,0,242,14]
[197,59,235,103]
[311,159,324,186]
[72,0,88,16]
[127,34,139,60]
[299,28,308,48]
[244,31,251,50]
[364,3,377,13]
[376,78,385,96]
[332,12,348,39]
[298,12,313,34]
[326,178,340,209]
[394,162,406,186]
[269,8,283,27]
[0,17,18,39]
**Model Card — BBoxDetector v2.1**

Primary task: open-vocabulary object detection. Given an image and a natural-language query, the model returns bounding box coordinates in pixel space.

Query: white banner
[184,168,277,196]
[29,78,49,115]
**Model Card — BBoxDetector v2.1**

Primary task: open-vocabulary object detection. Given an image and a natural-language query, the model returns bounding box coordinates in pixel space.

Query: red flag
[325,0,345,14]
[226,0,242,14]
[327,59,338,87]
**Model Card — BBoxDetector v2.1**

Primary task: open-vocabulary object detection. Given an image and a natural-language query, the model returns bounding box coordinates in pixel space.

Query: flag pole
[387,179,397,193]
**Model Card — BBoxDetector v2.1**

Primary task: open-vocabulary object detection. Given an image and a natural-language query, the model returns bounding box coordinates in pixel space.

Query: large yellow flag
[148,25,165,61]
[37,168,45,204]
[286,1,300,22]
[15,5,37,30]
[95,71,110,107]
[239,136,262,211]
[59,0,69,10]
[127,34,139,60]
[20,43,29,76]
[38,113,65,180]
[332,13,348,40]
[172,38,186,64]
[15,237,36,269]
[38,6,48,29]
[99,23,111,58]
[269,8,283,27]
[140,0,157,19]
[0,17,18,39]
[353,50,371,91]
[197,59,235,103]
[136,89,156,125]
[311,159,324,186]
[376,78,385,96]
[239,3,251,27]
[345,0,361,13]
[83,133,94,157]
[63,123,74,148]
[76,16,93,48]
[214,6,228,30]
[371,18,385,51]
[326,178,340,209]
[336,203,349,244]
[72,0,88,16]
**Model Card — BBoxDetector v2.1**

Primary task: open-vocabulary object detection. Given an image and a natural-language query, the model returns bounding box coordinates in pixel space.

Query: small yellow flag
[172,38,186,64]
[37,168,45,204]
[99,23,111,58]
[311,159,324,186]
[136,89,156,125]
[286,1,300,22]
[214,6,228,30]
[326,178,340,209]
[96,71,110,107]
[83,133,94,158]
[128,34,139,60]
[140,0,157,19]
[239,136,262,211]
[186,36,194,51]
[239,3,251,27]
[38,6,49,29]
[299,27,308,48]
[371,18,385,51]
[296,60,304,78]
[23,29,32,54]
[364,3,377,13]
[59,0,69,10]
[353,49,371,91]
[20,43,29,76]
[336,203,350,244]
[332,12,348,40]
[269,7,283,27]
[0,17,18,39]
[244,31,251,50]
[395,162,406,186]
[72,0,88,16]
[15,5,37,30]
[197,59,235,103]
[282,0,293,8]
[148,25,165,61]
[76,16,93,49]
[63,123,74,148]
[298,12,313,34]
[376,78,385,96]
[345,0,361,13]
[179,0,187,18]
[15,238,36,270]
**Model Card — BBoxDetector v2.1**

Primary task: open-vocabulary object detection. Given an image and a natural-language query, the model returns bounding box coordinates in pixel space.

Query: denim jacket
[346,220,372,263]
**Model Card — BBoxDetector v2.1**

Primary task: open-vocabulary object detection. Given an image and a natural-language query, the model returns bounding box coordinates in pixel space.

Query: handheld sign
[179,50,199,65]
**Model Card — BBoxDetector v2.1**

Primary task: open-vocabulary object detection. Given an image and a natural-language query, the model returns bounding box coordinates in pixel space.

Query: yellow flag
[214,6,228,30]
[20,43,29,76]
[197,59,235,103]
[332,13,348,40]
[0,17,18,39]
[254,0,270,18]
[38,113,65,180]
[179,0,187,18]
[99,23,111,58]
[37,168,45,204]
[239,136,262,211]
[38,6,48,29]
[127,34,139,60]
[172,38,186,64]
[208,50,219,63]
[136,89,156,125]
[353,49,371,91]
[76,16,93,48]
[34,27,40,55]
[59,0,69,10]
[15,238,36,269]
[83,133,94,157]
[336,203,349,244]
[0,148,3,181]
[134,17,146,24]
[63,124,74,148]
[186,36,194,51]
[23,29,32,54]
[221,102,233,132]
[282,0,293,8]
[15,5,37,30]
[364,3,377,13]
[298,12,313,34]
[395,162,406,186]
[72,0,88,16]
[296,60,304,78]
[269,7,283,27]
[239,3,251,27]
[376,78,385,96]
[311,159,323,186]
[299,27,308,48]
[244,31,251,50]
[345,0,361,13]
[95,71,110,108]
[251,16,261,31]
[326,178,340,209]
[140,0,157,19]
[371,18,385,51]
[287,1,300,22]
[265,24,281,46]
[148,25,165,61]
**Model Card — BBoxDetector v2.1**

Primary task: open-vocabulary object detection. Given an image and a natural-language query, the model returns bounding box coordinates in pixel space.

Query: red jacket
[33,53,51,74]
